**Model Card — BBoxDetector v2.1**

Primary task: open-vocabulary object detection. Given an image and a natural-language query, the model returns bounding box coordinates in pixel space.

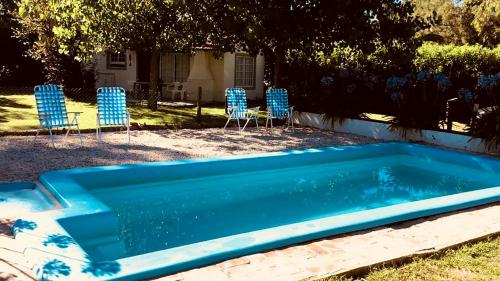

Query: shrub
[413,43,500,89]
[470,73,500,151]
[386,71,452,135]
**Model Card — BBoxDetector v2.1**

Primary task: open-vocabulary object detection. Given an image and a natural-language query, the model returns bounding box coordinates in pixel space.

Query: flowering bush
[386,76,407,92]
[386,71,453,135]
[320,76,334,87]
[457,88,475,103]
[469,74,500,151]
[416,70,431,81]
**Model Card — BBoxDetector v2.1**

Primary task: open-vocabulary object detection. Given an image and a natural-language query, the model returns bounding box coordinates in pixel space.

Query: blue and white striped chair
[224,88,260,131]
[265,88,294,131]
[34,84,82,147]
[96,87,131,143]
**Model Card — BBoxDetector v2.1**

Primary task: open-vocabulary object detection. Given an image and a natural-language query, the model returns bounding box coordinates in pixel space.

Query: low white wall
[296,112,493,154]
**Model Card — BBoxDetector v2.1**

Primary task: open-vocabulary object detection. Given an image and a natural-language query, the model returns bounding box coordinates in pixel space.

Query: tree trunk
[148,49,160,111]
[273,55,281,87]
[273,48,285,87]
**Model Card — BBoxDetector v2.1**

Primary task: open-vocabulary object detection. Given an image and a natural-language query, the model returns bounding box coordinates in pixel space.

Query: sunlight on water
[82,155,500,260]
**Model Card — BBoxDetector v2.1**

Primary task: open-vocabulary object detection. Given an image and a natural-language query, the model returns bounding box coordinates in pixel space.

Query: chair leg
[34,125,42,146]
[255,116,259,130]
[64,127,71,138]
[236,119,241,131]
[223,118,232,130]
[242,118,251,131]
[265,116,269,129]
[97,123,102,143]
[270,118,273,133]
[75,123,83,146]
[127,114,131,144]
[48,128,55,148]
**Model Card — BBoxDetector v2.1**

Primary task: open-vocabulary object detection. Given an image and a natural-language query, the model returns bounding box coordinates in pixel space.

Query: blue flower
[437,76,452,91]
[416,70,431,81]
[320,76,334,87]
[478,75,497,90]
[386,76,407,91]
[390,91,404,101]
[433,72,447,81]
[457,88,475,103]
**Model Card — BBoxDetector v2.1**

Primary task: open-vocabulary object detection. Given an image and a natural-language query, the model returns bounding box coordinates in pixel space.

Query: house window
[234,54,256,89]
[107,52,127,69]
[162,53,190,83]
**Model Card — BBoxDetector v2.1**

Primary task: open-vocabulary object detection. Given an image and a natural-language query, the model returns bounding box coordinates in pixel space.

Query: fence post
[197,87,202,123]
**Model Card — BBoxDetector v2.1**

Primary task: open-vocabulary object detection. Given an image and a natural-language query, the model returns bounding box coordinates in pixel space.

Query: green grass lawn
[0,93,229,131]
[364,113,468,133]
[324,236,500,281]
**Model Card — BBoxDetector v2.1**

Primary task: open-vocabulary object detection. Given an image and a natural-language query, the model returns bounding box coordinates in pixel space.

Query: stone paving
[0,128,499,280]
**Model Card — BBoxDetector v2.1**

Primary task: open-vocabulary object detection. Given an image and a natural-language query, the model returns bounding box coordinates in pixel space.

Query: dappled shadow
[42,234,76,249]
[82,260,121,277]
[11,219,37,236]
[42,259,71,278]
[0,97,33,110]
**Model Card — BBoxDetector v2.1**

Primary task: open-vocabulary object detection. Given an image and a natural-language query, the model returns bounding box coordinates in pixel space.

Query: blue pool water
[0,182,54,217]
[72,154,500,262]
[27,143,500,280]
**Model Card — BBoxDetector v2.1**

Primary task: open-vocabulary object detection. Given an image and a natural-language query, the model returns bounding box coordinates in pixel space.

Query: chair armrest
[248,106,260,117]
[38,114,51,118]
[227,106,240,112]
[68,111,83,116]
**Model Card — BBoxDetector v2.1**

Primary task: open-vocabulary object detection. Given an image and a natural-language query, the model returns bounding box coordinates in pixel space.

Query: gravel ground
[0,127,378,182]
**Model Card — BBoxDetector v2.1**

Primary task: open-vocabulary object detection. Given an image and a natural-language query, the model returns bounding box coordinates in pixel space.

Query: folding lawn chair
[96,87,131,143]
[265,88,295,132]
[34,84,83,147]
[223,88,260,132]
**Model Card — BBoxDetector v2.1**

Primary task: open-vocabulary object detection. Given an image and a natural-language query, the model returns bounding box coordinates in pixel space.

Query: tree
[0,0,44,86]
[201,0,427,86]
[412,0,499,46]
[467,0,500,47]
[15,0,428,105]
[15,0,95,86]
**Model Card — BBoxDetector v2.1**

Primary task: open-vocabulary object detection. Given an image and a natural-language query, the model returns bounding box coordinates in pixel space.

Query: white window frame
[234,54,256,89]
[107,52,127,69]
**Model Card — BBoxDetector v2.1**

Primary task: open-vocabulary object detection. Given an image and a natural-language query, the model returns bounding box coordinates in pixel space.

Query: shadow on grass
[0,96,34,124]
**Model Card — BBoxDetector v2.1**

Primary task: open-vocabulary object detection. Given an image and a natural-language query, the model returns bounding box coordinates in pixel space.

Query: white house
[94,49,265,102]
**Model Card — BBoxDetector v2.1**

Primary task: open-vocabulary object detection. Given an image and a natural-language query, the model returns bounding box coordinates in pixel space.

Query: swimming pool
[14,142,500,280]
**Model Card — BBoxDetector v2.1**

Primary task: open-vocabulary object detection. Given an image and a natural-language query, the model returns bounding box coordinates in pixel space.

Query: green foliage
[386,72,452,135]
[469,73,500,151]
[414,43,500,89]
[467,0,500,47]
[412,0,499,46]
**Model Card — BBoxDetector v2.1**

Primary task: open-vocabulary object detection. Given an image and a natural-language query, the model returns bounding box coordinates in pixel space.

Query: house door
[136,51,151,82]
